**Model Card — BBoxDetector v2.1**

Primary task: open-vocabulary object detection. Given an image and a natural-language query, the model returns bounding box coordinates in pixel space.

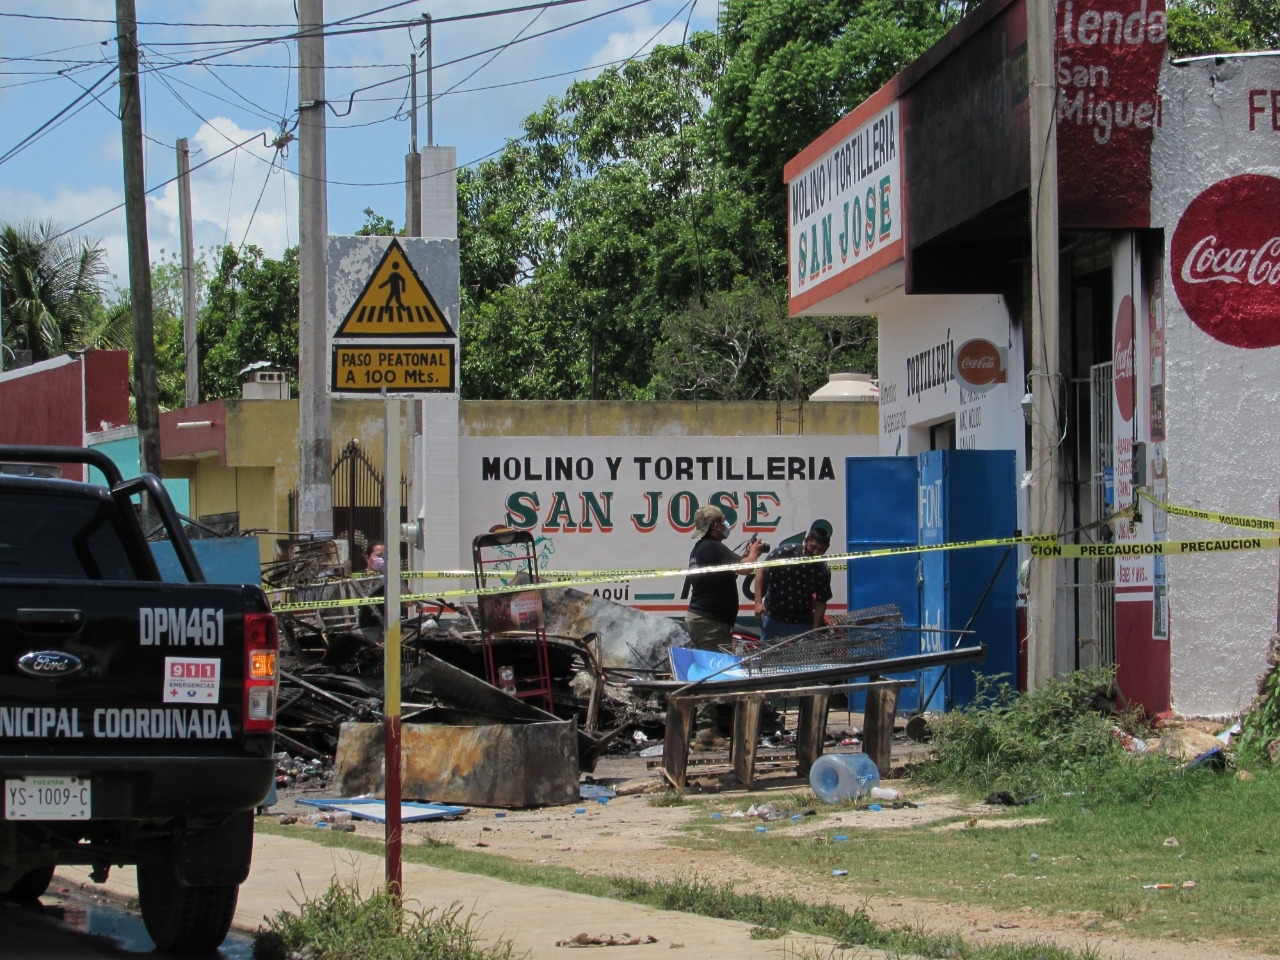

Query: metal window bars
[742,604,906,677]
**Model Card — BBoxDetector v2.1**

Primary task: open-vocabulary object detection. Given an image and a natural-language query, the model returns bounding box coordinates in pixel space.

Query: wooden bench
[659,677,914,790]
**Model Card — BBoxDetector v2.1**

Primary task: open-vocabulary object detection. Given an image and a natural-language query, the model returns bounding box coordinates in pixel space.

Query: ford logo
[17,651,84,678]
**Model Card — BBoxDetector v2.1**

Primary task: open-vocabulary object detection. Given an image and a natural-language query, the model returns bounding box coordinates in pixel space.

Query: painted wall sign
[1113,293,1135,423]
[953,338,1007,392]
[1170,173,1280,349]
[459,435,870,618]
[1056,0,1167,228]
[905,328,954,404]
[789,102,902,295]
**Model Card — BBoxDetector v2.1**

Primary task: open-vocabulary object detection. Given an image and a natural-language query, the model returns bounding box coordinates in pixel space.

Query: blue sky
[0,0,717,288]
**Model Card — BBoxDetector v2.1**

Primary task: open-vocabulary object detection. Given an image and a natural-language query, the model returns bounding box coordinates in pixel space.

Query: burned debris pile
[268,575,669,769]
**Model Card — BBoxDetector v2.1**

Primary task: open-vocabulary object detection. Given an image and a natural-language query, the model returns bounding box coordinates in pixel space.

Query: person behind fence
[753,519,833,643]
[683,505,768,747]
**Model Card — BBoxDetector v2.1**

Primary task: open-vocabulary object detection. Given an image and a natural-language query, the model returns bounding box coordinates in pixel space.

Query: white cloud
[147,116,296,265]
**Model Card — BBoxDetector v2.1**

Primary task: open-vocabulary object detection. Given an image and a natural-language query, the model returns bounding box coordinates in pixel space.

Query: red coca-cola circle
[953,338,1005,391]
[1171,174,1280,349]
[1114,295,1135,423]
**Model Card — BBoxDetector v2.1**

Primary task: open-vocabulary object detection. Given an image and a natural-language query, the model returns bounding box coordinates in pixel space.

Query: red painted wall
[0,358,87,479]
[83,350,130,431]
[1116,601,1171,716]
[1056,0,1166,228]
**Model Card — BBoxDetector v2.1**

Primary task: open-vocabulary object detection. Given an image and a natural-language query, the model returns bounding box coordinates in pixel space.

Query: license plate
[5,776,91,820]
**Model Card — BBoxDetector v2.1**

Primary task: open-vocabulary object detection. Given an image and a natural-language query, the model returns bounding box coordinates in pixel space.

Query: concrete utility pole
[417,145,460,591]
[298,0,333,537]
[177,138,198,407]
[116,0,161,477]
[424,16,433,148]
[405,53,422,237]
[1026,0,1061,689]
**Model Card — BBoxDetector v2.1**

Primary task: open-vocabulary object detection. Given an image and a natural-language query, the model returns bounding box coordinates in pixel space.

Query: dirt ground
[272,727,1269,960]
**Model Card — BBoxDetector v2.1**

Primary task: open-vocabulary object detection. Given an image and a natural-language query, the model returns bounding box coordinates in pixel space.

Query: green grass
[253,880,518,960]
[253,820,1105,960]
[255,669,1280,957]
[669,763,1280,950]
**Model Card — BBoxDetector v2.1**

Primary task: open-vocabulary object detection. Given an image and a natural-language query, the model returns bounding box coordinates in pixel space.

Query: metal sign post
[325,234,459,897]
[383,394,403,896]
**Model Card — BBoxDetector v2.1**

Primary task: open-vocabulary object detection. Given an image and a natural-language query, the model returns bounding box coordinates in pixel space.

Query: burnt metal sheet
[335,720,579,808]
[627,644,987,695]
[408,651,558,723]
[541,586,687,671]
[407,650,609,771]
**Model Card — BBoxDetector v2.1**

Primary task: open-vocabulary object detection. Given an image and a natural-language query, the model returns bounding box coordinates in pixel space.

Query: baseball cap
[807,519,832,546]
[693,505,725,536]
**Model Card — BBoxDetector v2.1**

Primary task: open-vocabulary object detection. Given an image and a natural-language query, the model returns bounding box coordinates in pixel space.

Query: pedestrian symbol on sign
[335,238,455,338]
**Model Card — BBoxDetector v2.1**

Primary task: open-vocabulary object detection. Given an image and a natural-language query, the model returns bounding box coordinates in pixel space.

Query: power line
[323,0,656,116]
[0,66,117,167]
[47,125,293,245]
[138,0,608,52]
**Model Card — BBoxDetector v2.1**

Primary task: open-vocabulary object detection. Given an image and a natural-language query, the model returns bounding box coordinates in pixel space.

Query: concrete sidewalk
[56,831,862,959]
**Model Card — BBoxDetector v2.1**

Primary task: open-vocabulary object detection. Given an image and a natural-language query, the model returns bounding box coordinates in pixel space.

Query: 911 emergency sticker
[164,657,221,704]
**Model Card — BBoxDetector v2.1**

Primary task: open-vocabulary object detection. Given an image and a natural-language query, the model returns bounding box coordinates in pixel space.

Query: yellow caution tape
[1030,536,1277,559]
[269,533,1050,613]
[270,502,1275,614]
[1137,490,1280,532]
[269,531,1280,613]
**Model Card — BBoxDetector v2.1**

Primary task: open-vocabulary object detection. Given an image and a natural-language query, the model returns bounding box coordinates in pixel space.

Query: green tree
[650,279,875,401]
[199,245,299,400]
[1167,0,1279,56]
[0,220,114,364]
[354,207,400,237]
[460,36,783,399]
[711,0,972,235]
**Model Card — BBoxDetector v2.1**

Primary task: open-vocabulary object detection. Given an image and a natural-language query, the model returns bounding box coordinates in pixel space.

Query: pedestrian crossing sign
[334,238,455,338]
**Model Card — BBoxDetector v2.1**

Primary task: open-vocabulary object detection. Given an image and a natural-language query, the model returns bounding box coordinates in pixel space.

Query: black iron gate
[331,439,408,572]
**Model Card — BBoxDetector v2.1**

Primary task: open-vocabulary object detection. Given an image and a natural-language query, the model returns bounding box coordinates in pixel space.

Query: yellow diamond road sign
[334,238,455,338]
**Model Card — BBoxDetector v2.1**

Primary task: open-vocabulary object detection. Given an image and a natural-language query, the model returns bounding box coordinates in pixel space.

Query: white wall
[1152,55,1280,715]
[457,434,876,618]
[876,292,1027,528]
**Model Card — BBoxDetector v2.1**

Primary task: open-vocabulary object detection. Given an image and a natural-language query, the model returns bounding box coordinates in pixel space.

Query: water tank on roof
[808,372,879,402]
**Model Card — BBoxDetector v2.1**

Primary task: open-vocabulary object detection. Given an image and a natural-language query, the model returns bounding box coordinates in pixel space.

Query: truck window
[0,493,142,581]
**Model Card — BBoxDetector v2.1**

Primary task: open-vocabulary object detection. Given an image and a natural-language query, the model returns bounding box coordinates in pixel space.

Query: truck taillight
[243,612,278,734]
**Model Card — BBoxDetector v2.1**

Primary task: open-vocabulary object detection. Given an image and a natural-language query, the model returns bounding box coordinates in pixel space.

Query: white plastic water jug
[809,752,881,803]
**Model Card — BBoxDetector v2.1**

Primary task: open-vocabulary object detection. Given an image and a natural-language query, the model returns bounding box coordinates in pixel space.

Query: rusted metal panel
[335,720,579,808]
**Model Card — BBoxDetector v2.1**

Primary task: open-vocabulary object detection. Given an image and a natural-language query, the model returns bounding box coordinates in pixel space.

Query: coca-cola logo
[1114,295,1135,423]
[953,339,1006,392]
[1171,174,1280,349]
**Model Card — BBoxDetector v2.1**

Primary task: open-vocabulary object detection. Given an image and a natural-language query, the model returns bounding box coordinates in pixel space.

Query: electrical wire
[14,0,718,235]
[433,7,547,100]
[0,66,116,167]
[45,124,294,245]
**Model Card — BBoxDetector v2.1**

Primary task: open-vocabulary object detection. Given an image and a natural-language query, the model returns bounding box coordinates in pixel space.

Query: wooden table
[628,645,987,790]
[656,678,913,790]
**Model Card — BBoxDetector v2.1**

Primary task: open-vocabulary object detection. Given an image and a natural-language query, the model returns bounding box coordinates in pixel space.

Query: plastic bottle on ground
[809,753,881,804]
[869,786,902,801]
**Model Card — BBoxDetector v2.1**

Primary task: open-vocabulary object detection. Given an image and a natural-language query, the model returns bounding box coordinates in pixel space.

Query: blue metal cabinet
[917,450,1017,709]
[845,450,1016,714]
[846,457,922,712]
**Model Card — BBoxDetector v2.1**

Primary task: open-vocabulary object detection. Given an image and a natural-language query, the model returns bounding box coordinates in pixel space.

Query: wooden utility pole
[298,0,333,537]
[177,138,198,407]
[116,0,161,476]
